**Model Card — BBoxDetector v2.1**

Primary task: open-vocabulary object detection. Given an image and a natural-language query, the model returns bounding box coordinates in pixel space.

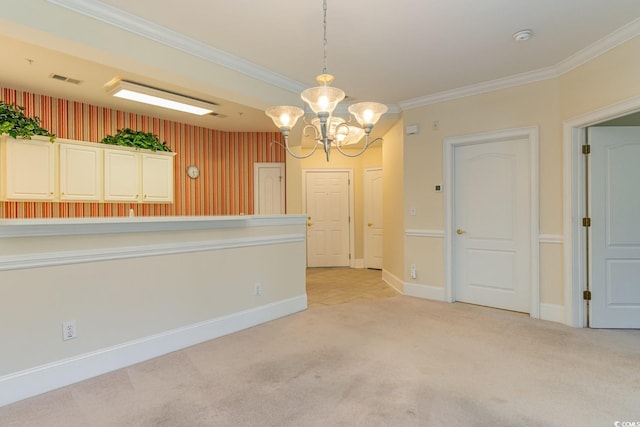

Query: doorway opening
[564,99,640,328]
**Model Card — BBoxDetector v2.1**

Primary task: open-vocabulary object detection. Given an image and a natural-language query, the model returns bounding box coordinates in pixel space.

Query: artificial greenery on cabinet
[100,128,172,152]
[0,101,55,141]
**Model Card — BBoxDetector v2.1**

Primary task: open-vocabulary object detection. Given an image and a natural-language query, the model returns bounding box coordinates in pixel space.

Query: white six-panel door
[305,170,350,267]
[364,167,383,269]
[454,138,531,313]
[589,127,640,328]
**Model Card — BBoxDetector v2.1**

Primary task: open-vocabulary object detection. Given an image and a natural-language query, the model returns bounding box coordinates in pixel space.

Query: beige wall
[382,120,405,282]
[397,35,640,308]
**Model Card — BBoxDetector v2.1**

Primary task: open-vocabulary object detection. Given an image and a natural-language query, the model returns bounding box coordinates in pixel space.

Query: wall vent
[49,74,83,85]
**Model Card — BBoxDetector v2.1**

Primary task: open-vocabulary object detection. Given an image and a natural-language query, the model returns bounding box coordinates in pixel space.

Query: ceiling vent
[49,74,83,85]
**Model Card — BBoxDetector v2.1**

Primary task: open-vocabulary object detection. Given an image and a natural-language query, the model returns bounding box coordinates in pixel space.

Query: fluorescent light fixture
[104,79,217,116]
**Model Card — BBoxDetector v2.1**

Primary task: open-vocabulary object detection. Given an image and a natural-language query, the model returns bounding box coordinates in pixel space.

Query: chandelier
[265,0,388,161]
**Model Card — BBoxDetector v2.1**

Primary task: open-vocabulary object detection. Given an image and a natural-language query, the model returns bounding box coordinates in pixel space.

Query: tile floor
[306,267,400,308]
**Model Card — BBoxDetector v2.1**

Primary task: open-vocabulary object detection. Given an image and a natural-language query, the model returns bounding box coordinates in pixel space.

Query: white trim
[444,126,540,316]
[399,19,640,110]
[539,234,564,244]
[562,95,640,327]
[405,229,444,238]
[399,67,556,109]
[0,234,305,271]
[0,215,307,238]
[353,258,365,269]
[539,303,565,324]
[46,0,306,94]
[47,1,640,111]
[404,283,446,302]
[555,18,640,75]
[382,269,404,294]
[302,169,355,268]
[0,294,307,408]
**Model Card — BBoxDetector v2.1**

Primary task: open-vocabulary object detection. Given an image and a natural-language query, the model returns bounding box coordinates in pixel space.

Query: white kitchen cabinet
[103,149,140,202]
[1,136,174,203]
[104,148,175,203]
[141,153,174,203]
[59,142,102,201]
[0,135,55,200]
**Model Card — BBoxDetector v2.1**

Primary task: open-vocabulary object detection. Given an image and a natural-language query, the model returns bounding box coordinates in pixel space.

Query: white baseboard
[0,295,307,408]
[404,282,446,301]
[539,303,565,324]
[382,269,404,294]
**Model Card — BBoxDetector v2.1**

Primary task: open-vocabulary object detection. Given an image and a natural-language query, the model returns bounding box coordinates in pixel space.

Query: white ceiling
[1,0,640,133]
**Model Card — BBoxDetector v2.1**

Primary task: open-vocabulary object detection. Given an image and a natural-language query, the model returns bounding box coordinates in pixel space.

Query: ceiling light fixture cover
[104,79,217,116]
[265,0,388,161]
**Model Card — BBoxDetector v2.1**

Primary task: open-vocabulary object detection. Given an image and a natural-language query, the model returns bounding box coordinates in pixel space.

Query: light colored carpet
[2,284,639,426]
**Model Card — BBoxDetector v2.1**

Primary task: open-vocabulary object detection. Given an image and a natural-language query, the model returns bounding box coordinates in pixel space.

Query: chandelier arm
[334,136,384,158]
[270,135,319,159]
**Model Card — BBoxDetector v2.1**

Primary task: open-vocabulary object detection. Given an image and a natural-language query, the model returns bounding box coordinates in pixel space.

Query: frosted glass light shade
[265,106,304,129]
[312,117,365,146]
[348,102,388,126]
[301,85,345,114]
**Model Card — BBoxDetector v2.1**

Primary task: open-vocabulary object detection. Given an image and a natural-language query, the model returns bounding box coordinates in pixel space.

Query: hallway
[306,268,399,308]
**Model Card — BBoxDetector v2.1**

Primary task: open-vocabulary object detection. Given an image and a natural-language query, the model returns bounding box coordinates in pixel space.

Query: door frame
[563,95,640,327]
[302,168,355,268]
[254,162,285,214]
[444,126,540,317]
[364,166,383,269]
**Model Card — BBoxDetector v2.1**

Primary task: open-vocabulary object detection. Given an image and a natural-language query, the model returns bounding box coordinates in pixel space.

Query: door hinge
[349,253,351,260]
[348,216,351,223]
[582,217,591,227]
[582,144,591,154]
[583,290,592,300]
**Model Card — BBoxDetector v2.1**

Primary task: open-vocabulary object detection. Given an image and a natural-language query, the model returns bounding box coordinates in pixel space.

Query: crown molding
[400,17,640,110]
[555,16,640,75]
[398,66,557,110]
[47,0,640,111]
[46,0,307,94]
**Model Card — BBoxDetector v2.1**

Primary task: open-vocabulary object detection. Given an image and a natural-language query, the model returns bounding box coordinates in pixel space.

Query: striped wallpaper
[1,86,285,219]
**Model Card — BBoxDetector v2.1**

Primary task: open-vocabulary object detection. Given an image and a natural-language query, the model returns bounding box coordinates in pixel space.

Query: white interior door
[364,168,383,269]
[589,127,640,328]
[254,163,285,214]
[305,170,350,267]
[454,138,531,313]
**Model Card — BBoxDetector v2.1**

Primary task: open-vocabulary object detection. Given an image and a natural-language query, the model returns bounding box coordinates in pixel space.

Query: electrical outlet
[62,320,77,341]
[255,283,262,296]
[410,264,417,280]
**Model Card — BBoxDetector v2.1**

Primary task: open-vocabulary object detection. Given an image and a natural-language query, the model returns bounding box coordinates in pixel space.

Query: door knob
[456,228,466,235]
[307,222,313,227]
[367,222,373,227]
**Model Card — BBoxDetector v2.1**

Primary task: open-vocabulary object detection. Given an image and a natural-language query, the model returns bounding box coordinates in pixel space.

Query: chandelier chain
[322,0,328,75]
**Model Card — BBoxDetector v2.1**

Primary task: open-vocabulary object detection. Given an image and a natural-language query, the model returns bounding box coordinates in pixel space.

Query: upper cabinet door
[103,149,140,202]
[141,153,174,203]
[59,143,102,201]
[2,136,56,200]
